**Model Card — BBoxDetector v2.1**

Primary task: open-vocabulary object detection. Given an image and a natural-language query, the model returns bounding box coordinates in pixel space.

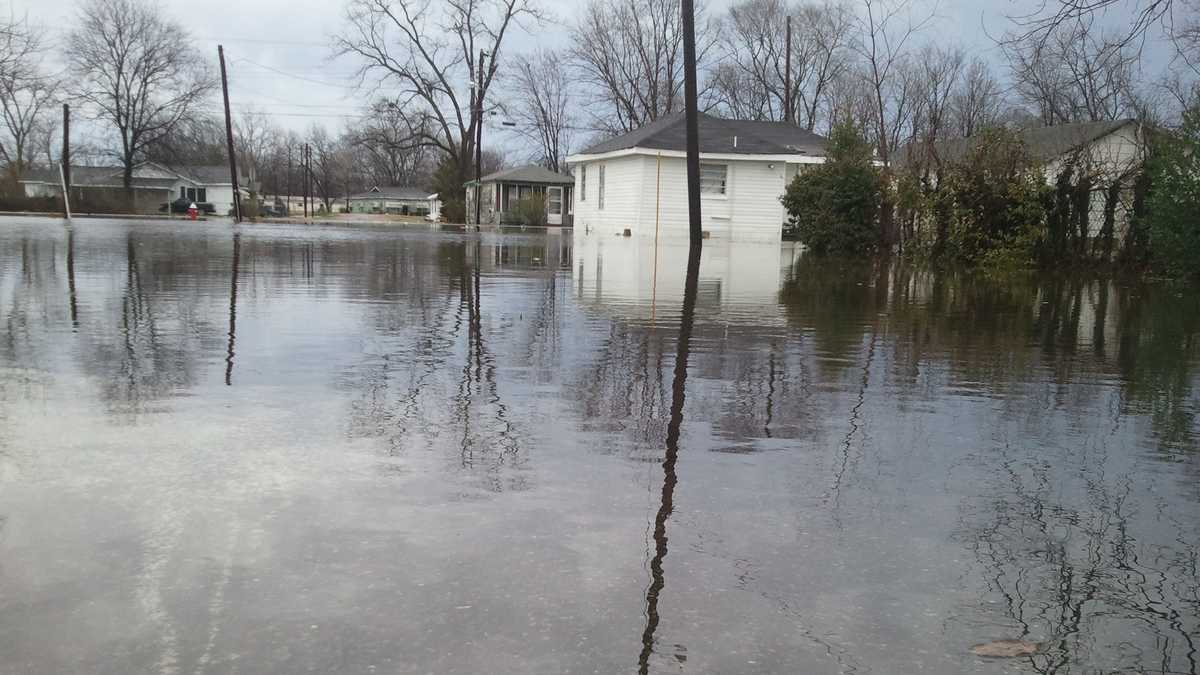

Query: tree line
[1,0,1196,220]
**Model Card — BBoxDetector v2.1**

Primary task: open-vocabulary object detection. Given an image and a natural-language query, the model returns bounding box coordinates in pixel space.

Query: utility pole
[303,144,310,219]
[61,103,71,219]
[785,16,793,124]
[62,104,70,196]
[218,45,242,223]
[681,0,703,248]
[474,49,487,230]
[286,145,292,216]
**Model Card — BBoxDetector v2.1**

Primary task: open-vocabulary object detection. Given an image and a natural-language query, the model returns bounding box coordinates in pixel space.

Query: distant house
[901,119,1147,237]
[19,162,248,215]
[347,186,437,216]
[567,112,829,242]
[465,166,575,227]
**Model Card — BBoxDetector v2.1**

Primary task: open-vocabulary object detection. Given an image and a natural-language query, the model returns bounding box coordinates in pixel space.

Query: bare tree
[1004,18,1143,125]
[0,16,58,181]
[851,0,933,167]
[570,0,719,135]
[335,0,546,186]
[902,44,963,167]
[235,109,277,177]
[1005,0,1174,54]
[142,114,226,166]
[712,0,853,130]
[345,99,437,187]
[509,49,574,172]
[64,0,214,191]
[950,57,1004,137]
[306,124,345,212]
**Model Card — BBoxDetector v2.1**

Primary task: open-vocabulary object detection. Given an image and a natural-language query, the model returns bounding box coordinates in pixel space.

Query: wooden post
[474,49,486,230]
[218,45,242,222]
[681,0,703,249]
[785,16,793,124]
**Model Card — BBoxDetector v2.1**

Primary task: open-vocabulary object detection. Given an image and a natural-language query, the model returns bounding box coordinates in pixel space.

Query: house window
[580,166,587,202]
[598,165,606,210]
[198,188,207,202]
[700,164,727,195]
[185,187,197,201]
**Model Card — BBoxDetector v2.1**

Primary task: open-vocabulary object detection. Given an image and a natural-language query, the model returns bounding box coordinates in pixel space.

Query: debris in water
[969,639,1041,658]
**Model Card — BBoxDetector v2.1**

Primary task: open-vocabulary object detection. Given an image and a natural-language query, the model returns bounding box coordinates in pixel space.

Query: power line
[230,58,358,89]
[231,100,366,110]
[196,35,330,47]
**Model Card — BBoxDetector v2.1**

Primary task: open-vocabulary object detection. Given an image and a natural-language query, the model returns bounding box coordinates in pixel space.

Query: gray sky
[9,0,1150,162]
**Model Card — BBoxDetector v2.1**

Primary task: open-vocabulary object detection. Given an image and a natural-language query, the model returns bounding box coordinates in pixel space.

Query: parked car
[159,198,216,215]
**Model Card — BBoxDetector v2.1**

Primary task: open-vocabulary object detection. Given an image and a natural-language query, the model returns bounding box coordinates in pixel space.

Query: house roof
[20,162,247,187]
[176,165,245,185]
[348,186,431,201]
[902,119,1139,167]
[473,165,575,186]
[577,112,829,157]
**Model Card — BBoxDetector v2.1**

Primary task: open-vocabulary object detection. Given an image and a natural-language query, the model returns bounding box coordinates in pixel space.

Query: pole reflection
[638,245,702,674]
[66,227,78,329]
[225,232,240,386]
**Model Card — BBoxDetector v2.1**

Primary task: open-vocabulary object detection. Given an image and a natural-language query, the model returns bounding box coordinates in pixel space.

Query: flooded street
[0,218,1197,674]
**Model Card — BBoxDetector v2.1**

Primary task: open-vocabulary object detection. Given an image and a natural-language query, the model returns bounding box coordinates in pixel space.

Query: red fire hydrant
[187,202,198,220]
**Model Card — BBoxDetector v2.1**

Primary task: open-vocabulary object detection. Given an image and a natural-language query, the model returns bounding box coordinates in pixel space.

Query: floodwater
[0,218,1197,675]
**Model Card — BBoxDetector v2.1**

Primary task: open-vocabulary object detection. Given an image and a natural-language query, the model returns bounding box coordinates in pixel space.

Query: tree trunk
[1095,181,1120,262]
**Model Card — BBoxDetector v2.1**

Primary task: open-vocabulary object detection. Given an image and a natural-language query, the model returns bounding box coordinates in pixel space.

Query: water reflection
[0,221,1196,673]
[225,232,240,386]
[638,245,701,674]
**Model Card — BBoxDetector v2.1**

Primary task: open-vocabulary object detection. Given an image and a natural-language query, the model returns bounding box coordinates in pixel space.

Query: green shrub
[1146,105,1200,279]
[926,128,1049,269]
[441,198,466,224]
[781,122,883,255]
[512,195,547,226]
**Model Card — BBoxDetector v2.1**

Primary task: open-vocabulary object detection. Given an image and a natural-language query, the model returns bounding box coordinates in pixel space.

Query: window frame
[598,165,606,211]
[699,163,728,198]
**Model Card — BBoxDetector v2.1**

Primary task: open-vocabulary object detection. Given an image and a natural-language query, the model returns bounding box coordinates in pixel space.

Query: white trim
[567,147,826,164]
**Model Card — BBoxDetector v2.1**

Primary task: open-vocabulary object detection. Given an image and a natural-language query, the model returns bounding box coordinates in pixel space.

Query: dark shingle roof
[902,119,1138,167]
[578,112,828,156]
[178,165,246,184]
[348,186,431,201]
[475,166,574,185]
[20,163,247,186]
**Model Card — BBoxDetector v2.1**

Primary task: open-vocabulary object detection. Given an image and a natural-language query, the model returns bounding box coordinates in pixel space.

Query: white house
[347,186,436,216]
[20,162,248,215]
[904,119,1147,238]
[567,112,829,242]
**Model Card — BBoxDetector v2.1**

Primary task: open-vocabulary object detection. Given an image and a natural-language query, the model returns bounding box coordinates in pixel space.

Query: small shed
[465,166,574,227]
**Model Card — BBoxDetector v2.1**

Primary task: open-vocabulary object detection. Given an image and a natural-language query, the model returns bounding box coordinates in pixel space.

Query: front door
[547,186,563,226]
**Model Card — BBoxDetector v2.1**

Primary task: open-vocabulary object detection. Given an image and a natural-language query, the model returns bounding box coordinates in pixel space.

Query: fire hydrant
[187,202,198,220]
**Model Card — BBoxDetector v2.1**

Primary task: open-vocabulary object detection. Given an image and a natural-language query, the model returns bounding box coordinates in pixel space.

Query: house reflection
[572,231,799,323]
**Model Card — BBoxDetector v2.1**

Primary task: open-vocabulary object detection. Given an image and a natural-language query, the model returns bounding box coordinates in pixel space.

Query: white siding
[1042,125,1145,238]
[205,185,237,216]
[574,155,644,235]
[574,154,792,243]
